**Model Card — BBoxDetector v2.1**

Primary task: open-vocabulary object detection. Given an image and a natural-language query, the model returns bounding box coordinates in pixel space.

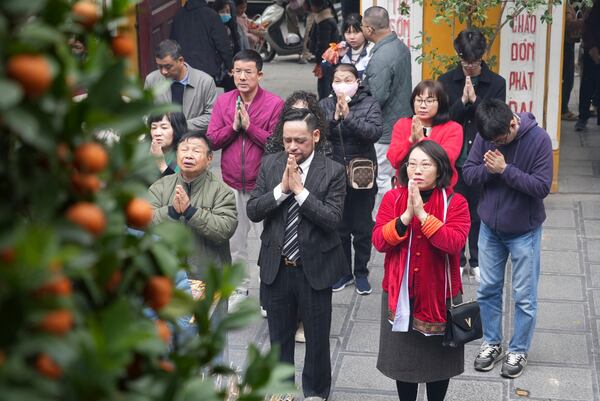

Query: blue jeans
[477,222,542,354]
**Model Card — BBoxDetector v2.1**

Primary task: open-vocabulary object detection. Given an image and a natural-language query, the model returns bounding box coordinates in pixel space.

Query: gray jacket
[148,170,237,279]
[363,33,412,144]
[144,63,216,133]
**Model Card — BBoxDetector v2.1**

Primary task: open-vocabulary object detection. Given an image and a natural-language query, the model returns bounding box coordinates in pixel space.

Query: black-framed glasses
[414,97,438,106]
[405,161,434,171]
[460,60,482,68]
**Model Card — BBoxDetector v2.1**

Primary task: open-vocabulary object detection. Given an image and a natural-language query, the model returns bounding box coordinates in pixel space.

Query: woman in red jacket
[387,80,463,189]
[373,140,470,401]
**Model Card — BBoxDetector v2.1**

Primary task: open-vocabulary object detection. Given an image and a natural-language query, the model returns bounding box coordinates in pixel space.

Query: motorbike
[248,0,305,62]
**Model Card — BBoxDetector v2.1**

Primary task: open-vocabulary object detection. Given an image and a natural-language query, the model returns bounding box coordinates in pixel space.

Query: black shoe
[474,343,504,371]
[355,276,372,295]
[332,274,354,292]
[500,352,527,378]
[575,119,588,132]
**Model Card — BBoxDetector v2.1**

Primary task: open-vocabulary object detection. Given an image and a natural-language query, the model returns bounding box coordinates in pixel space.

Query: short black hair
[333,63,359,79]
[282,108,319,132]
[177,131,213,154]
[232,49,263,72]
[155,39,183,60]
[397,140,453,188]
[475,99,514,141]
[410,80,450,126]
[311,0,328,11]
[454,29,487,62]
[147,111,187,150]
[342,13,362,34]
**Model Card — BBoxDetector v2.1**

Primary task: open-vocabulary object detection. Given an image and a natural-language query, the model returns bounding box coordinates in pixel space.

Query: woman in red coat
[387,80,463,189]
[373,140,470,401]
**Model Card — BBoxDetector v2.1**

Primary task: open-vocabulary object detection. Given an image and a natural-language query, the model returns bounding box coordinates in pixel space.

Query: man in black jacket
[438,29,506,282]
[171,0,233,88]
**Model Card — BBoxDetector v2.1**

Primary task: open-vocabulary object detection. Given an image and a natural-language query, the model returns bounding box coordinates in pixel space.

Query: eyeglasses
[414,97,438,106]
[232,69,258,76]
[405,161,434,171]
[460,60,482,68]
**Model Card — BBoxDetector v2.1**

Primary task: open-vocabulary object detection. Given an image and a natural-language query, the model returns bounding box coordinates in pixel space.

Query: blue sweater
[462,113,553,234]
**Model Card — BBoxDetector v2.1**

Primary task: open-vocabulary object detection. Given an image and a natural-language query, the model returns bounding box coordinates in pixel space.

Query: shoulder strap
[336,120,349,166]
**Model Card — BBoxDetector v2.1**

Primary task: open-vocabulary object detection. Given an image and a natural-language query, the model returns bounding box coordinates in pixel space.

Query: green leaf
[150,241,181,276]
[17,22,65,46]
[0,78,23,110]
[175,378,221,401]
[4,107,52,151]
[2,0,47,15]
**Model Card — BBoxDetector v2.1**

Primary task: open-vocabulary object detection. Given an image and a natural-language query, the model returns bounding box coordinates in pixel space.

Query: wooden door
[137,0,181,79]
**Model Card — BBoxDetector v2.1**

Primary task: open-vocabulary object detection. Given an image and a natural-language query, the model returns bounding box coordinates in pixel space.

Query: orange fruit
[155,320,171,344]
[158,359,175,372]
[74,142,108,173]
[65,202,106,236]
[72,1,100,29]
[125,198,153,229]
[71,172,101,194]
[39,309,74,335]
[143,276,172,311]
[7,54,52,97]
[111,35,135,57]
[35,353,62,379]
[35,276,72,297]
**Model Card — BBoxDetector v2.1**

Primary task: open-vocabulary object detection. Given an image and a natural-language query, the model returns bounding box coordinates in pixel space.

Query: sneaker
[501,352,527,378]
[460,266,465,277]
[575,119,588,132]
[228,287,248,312]
[332,274,354,292]
[474,343,504,371]
[471,266,481,283]
[260,305,268,318]
[295,323,305,343]
[561,111,578,121]
[355,276,372,295]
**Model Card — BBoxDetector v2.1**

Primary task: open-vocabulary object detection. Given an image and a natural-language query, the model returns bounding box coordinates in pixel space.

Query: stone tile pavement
[216,58,600,400]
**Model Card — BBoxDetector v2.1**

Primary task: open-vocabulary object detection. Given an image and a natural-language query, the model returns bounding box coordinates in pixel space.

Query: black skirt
[376,292,464,383]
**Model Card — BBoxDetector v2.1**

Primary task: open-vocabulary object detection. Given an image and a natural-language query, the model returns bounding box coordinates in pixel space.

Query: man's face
[156,55,185,80]
[283,120,320,164]
[491,115,520,146]
[360,18,374,41]
[232,60,262,95]
[177,137,212,178]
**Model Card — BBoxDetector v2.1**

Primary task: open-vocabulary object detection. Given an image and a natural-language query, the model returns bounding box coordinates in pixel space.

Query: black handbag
[442,255,483,347]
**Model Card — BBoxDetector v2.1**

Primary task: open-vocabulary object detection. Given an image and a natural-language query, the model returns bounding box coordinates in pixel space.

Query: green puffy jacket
[148,170,238,279]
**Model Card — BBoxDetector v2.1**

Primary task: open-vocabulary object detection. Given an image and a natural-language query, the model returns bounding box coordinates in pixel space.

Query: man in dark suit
[247,108,347,401]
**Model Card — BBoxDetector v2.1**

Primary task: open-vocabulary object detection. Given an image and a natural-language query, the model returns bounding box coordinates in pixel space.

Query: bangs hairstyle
[474,99,514,141]
[233,49,263,72]
[454,29,487,62]
[147,111,187,149]
[155,39,182,60]
[397,140,453,188]
[177,131,213,154]
[342,13,362,34]
[282,108,319,132]
[333,63,359,79]
[410,80,450,126]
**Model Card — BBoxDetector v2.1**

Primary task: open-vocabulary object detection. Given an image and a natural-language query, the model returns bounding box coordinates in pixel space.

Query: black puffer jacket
[319,87,383,166]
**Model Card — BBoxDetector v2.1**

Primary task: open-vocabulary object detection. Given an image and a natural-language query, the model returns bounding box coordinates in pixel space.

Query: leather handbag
[442,255,483,347]
[336,121,376,189]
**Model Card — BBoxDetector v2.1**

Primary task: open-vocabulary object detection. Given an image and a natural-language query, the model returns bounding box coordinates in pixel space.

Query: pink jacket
[207,87,284,191]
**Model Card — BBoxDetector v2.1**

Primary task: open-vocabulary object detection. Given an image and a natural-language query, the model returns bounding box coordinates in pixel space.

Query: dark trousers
[317,63,334,100]
[578,52,600,123]
[338,186,377,278]
[396,379,450,401]
[562,41,575,113]
[455,167,481,268]
[261,263,332,399]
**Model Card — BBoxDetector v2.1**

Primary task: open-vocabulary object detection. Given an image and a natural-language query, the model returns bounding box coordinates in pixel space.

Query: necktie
[171,82,184,106]
[282,197,300,262]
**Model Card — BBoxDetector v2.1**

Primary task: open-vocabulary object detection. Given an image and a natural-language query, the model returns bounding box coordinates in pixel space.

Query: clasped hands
[173,184,191,214]
[400,180,428,225]
[333,94,349,121]
[484,149,506,174]
[410,115,425,143]
[461,75,477,104]
[232,103,250,131]
[281,155,304,195]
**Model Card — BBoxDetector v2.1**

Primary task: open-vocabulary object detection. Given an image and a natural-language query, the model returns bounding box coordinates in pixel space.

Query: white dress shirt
[273,151,315,206]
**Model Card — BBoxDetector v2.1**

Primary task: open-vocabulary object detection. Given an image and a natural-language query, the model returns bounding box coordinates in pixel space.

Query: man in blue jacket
[463,99,553,379]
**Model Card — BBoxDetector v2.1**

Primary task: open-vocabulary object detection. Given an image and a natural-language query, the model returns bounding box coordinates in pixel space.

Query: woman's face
[413,89,439,125]
[344,26,366,50]
[406,147,438,191]
[150,115,174,150]
[333,70,358,85]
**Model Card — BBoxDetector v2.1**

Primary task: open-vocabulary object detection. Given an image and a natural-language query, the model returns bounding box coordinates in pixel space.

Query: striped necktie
[281,166,303,262]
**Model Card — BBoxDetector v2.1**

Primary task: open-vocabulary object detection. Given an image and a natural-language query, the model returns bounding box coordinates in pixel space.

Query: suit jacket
[144,63,217,133]
[247,152,347,290]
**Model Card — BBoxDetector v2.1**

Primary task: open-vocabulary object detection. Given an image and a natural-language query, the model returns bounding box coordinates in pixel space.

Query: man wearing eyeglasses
[462,99,553,379]
[438,29,506,283]
[207,50,284,312]
[144,39,217,133]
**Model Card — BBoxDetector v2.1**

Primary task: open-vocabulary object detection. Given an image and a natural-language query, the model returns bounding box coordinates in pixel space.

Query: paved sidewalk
[224,57,600,400]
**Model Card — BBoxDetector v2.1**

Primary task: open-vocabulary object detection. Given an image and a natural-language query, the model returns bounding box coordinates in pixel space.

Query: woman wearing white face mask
[319,63,383,295]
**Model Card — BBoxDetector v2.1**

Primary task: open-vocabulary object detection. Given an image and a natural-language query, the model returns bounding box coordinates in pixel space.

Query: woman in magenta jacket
[387,80,463,189]
[373,140,470,401]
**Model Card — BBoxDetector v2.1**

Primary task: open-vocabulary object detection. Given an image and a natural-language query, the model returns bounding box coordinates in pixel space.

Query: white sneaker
[471,266,481,283]
[295,323,305,343]
[260,305,268,318]
[460,267,464,277]
[228,287,248,312]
